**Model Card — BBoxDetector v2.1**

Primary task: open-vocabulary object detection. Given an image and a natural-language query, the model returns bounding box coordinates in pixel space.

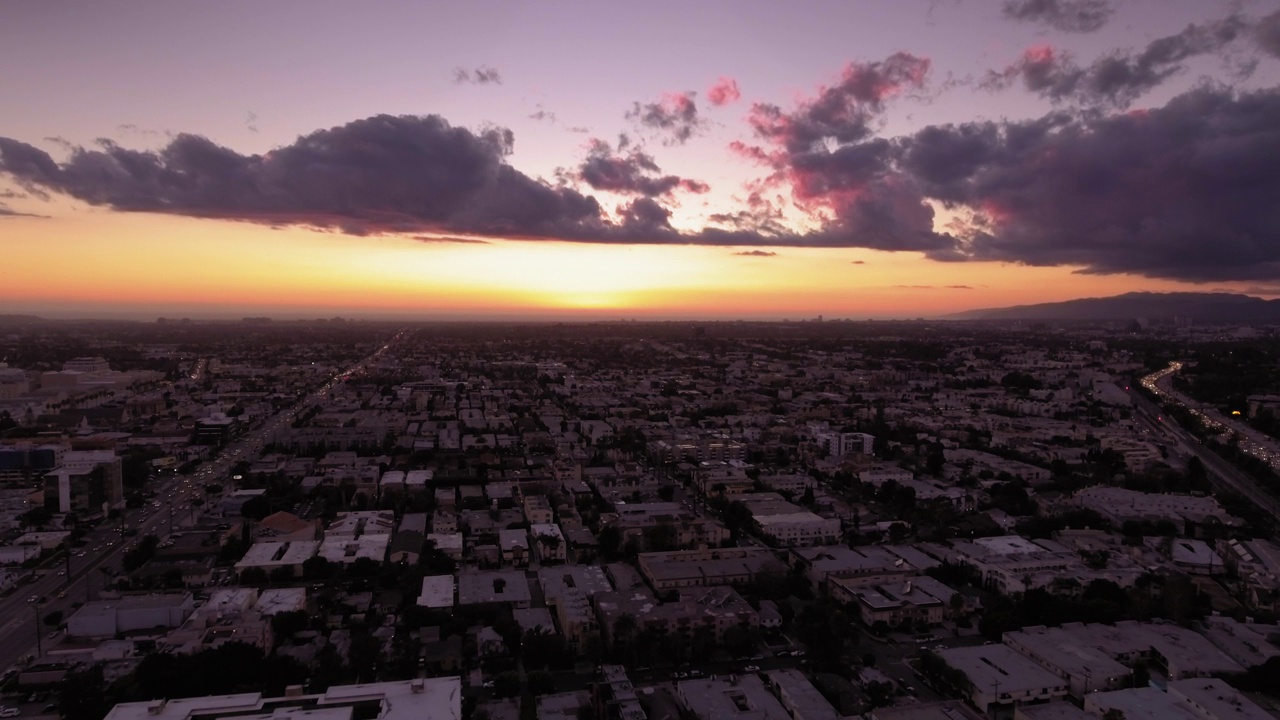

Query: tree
[18,506,52,529]
[239,567,268,585]
[527,670,556,696]
[303,555,335,580]
[60,665,114,720]
[493,671,521,698]
[240,495,272,521]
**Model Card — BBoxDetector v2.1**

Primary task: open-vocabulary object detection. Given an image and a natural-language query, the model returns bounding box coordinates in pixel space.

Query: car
[56,570,65,576]
[26,596,37,603]
[56,591,67,599]
[744,665,760,672]
[0,708,19,718]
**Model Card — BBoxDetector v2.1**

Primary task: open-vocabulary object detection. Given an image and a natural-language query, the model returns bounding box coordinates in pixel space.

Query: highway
[1132,365,1280,521]
[0,333,403,675]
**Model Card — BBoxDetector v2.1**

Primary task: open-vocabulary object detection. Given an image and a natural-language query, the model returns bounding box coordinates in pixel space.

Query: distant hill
[946,292,1280,322]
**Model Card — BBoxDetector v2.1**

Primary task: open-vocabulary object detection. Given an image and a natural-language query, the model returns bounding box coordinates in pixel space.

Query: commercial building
[457,570,531,608]
[101,678,461,720]
[234,540,319,577]
[43,449,123,514]
[66,593,195,638]
[935,644,1069,713]
[761,669,841,720]
[676,674,791,720]
[639,547,787,590]
[729,494,840,547]
[831,576,953,629]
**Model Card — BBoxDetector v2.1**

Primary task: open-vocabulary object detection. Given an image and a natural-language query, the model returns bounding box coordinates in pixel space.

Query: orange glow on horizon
[0,207,1219,319]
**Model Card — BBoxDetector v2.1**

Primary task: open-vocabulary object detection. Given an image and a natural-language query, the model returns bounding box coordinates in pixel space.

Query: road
[1132,365,1280,521]
[1145,362,1280,471]
[0,332,404,674]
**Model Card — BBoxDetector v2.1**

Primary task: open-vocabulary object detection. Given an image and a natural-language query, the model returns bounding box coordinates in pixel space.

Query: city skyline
[3,0,1280,319]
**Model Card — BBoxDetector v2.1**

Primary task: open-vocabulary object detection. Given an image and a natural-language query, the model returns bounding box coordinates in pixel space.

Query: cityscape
[1,318,1280,720]
[4,2,1280,720]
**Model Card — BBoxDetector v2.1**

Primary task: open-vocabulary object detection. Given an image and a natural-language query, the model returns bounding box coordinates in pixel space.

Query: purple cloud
[453,66,502,85]
[1002,0,1113,33]
[574,139,709,197]
[627,92,705,145]
[985,16,1248,108]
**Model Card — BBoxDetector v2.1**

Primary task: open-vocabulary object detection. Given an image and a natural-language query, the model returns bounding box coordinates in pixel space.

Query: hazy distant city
[0,315,1278,720]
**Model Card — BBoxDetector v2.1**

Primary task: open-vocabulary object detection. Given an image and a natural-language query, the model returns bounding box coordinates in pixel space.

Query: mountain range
[947,292,1280,323]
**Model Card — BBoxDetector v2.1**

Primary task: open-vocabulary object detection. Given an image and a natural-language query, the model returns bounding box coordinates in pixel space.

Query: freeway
[0,332,404,674]
[1132,365,1280,521]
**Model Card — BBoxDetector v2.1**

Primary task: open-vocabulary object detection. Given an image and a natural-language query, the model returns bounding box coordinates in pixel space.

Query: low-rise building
[101,678,461,720]
[417,575,455,609]
[67,593,195,638]
[677,674,791,720]
[936,644,1069,713]
[639,547,786,590]
[457,570,531,608]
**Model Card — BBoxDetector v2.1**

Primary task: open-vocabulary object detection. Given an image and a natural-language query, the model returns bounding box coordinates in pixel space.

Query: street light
[33,603,42,658]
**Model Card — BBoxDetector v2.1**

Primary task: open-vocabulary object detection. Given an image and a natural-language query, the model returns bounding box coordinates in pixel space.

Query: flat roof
[1167,678,1272,720]
[417,575,455,609]
[936,645,1067,695]
[457,571,531,606]
[1085,687,1199,720]
[676,675,790,720]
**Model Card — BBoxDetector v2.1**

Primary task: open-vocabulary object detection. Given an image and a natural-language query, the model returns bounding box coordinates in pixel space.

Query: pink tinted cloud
[708,77,742,106]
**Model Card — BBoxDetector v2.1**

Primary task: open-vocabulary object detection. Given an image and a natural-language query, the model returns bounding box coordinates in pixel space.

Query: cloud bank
[4,59,1280,282]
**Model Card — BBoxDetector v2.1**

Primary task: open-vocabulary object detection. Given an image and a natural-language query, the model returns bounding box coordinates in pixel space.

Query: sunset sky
[3,0,1280,320]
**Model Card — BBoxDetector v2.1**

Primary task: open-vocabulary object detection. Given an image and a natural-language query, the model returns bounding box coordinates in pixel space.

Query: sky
[3,0,1280,320]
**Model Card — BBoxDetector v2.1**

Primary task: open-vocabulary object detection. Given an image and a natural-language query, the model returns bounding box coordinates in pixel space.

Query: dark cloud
[566,126,590,134]
[453,66,502,85]
[0,203,47,219]
[708,78,742,106]
[733,250,776,257]
[411,235,490,244]
[575,139,709,197]
[627,92,705,145]
[1258,10,1280,58]
[896,86,1280,280]
[0,115,614,239]
[893,284,973,289]
[850,260,866,264]
[245,111,259,134]
[529,108,557,123]
[744,53,931,157]
[6,82,1280,282]
[1002,0,1113,33]
[986,16,1248,108]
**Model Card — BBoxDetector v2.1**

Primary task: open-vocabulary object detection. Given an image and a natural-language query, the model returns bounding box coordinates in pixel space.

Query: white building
[102,678,461,720]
